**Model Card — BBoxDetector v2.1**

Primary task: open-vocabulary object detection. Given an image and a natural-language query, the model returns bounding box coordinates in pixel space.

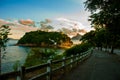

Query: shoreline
[16,43,71,49]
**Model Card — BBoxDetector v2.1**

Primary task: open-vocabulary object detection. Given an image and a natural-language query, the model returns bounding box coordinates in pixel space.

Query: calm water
[1,39,65,74]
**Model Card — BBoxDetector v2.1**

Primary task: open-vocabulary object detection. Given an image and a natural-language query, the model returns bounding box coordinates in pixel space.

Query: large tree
[80,28,110,50]
[80,30,96,46]
[84,0,120,53]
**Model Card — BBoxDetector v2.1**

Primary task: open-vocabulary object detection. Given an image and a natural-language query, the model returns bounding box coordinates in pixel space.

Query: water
[1,39,65,74]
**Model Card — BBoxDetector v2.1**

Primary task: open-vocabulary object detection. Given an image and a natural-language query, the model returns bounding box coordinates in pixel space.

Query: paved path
[62,49,120,80]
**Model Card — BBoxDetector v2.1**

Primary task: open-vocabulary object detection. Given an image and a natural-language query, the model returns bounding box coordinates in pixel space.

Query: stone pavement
[62,49,120,80]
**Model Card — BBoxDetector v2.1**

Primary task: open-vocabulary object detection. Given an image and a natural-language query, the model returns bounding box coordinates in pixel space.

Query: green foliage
[64,42,92,56]
[24,48,58,67]
[18,30,72,47]
[80,30,96,46]
[52,54,64,60]
[80,28,112,48]
[84,0,120,53]
[13,60,21,71]
[0,25,11,47]
[0,25,11,60]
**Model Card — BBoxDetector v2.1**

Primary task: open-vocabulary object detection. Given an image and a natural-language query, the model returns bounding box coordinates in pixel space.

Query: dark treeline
[81,0,120,53]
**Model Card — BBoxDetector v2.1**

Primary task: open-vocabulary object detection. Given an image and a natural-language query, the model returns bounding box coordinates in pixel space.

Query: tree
[80,28,112,51]
[84,0,120,53]
[0,25,11,50]
[94,28,110,50]
[80,30,96,46]
[0,25,10,73]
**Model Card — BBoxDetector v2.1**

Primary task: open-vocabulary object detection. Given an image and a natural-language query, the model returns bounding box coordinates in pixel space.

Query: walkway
[62,49,120,80]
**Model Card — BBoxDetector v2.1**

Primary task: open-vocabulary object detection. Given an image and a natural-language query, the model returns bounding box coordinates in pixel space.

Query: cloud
[0,17,93,39]
[19,19,34,25]
[0,19,38,39]
[56,17,86,29]
[45,19,52,23]
[0,19,10,26]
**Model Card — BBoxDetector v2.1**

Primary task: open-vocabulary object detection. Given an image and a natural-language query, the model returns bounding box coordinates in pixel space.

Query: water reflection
[1,46,30,73]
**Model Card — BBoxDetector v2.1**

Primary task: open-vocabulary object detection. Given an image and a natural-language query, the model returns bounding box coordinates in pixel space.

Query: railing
[0,48,93,80]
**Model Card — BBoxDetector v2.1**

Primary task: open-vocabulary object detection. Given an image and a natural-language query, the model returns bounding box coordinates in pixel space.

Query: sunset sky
[0,0,90,27]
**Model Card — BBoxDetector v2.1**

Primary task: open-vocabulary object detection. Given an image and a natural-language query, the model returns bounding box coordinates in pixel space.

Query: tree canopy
[84,0,120,53]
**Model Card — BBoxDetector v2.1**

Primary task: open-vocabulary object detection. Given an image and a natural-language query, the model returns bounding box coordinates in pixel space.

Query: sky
[0,0,91,28]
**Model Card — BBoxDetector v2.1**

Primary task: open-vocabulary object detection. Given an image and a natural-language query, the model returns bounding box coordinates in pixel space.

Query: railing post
[84,52,88,60]
[86,52,88,58]
[91,48,93,54]
[47,59,52,80]
[70,55,73,68]
[62,57,66,74]
[21,66,25,80]
[76,54,79,65]
[80,53,84,62]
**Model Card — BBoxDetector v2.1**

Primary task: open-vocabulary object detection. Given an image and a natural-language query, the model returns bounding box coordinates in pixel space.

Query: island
[17,30,73,48]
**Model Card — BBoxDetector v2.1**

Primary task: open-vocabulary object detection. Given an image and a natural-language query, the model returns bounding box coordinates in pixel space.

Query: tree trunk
[100,46,102,51]
[97,47,99,50]
[110,46,114,54]
[105,46,108,52]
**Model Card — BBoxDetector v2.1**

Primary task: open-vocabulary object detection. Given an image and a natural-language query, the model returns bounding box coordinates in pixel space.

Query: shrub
[64,42,92,56]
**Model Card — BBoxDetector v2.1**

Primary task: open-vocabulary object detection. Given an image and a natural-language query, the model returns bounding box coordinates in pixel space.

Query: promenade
[62,49,120,80]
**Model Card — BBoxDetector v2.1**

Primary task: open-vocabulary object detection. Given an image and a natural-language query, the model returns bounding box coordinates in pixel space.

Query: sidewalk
[62,49,120,80]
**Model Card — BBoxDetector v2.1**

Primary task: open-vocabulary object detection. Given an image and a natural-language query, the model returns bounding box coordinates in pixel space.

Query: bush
[64,42,92,56]
[24,48,59,67]
[52,54,64,60]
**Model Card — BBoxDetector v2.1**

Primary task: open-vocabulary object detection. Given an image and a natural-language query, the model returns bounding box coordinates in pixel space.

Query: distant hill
[71,33,82,40]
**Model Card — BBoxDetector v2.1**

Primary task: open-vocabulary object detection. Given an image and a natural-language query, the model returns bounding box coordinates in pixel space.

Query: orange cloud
[0,19,38,39]
[19,19,34,25]
[45,19,52,23]
[78,29,86,33]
